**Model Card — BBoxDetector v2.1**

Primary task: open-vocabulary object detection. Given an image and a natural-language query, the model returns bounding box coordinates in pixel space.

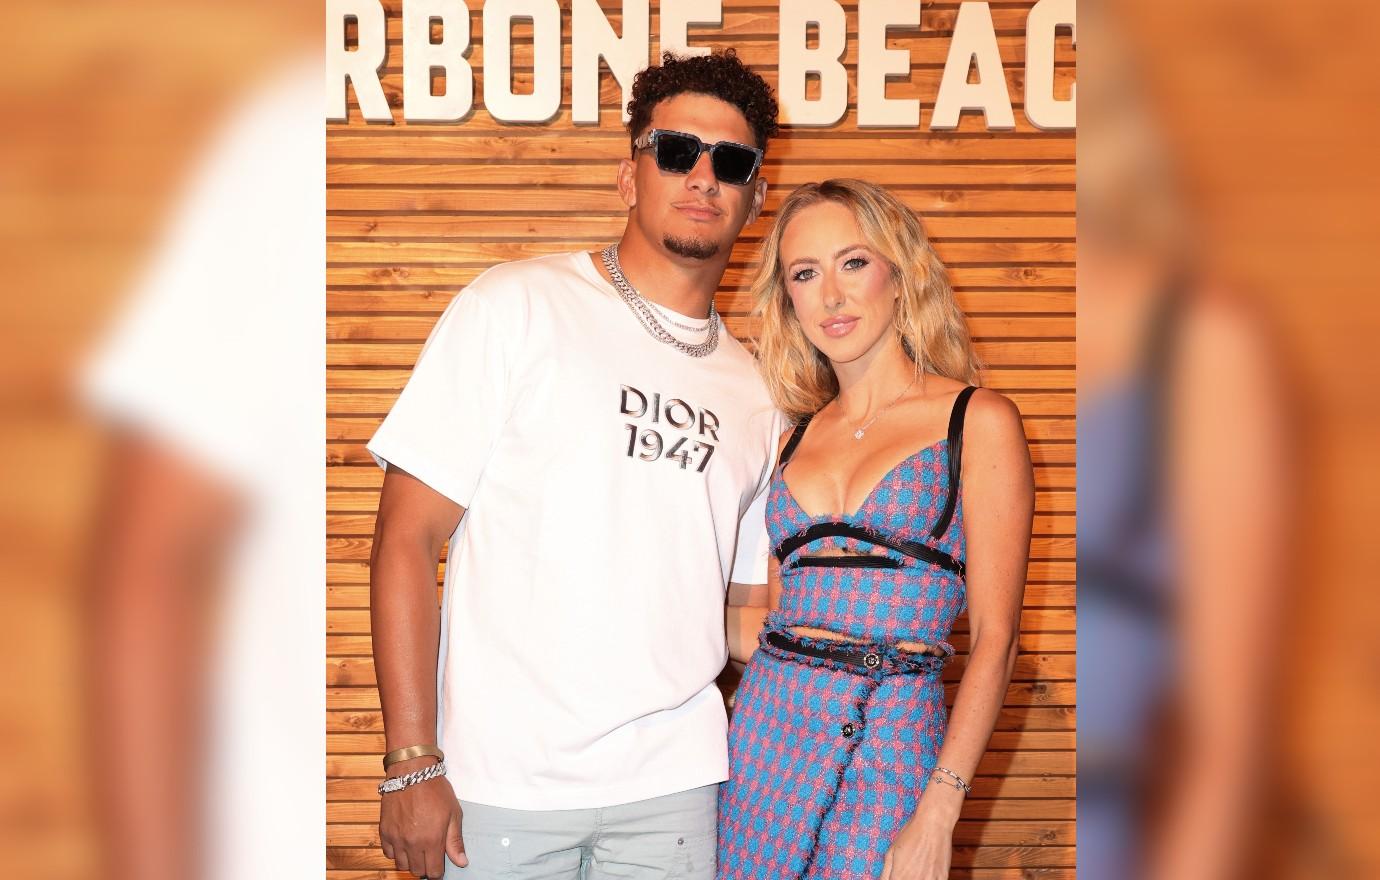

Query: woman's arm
[882,389,1035,880]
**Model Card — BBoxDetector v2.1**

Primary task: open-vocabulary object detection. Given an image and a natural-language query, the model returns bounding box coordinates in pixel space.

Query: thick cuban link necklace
[601,244,721,358]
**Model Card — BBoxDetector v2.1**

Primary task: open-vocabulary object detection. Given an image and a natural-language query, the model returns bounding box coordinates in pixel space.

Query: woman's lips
[821,316,859,338]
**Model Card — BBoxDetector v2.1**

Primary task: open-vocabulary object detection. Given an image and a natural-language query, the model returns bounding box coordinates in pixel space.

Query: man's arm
[370,465,467,879]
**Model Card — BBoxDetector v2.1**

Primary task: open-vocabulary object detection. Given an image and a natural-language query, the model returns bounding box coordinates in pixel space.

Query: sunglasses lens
[711,145,759,185]
[654,133,702,174]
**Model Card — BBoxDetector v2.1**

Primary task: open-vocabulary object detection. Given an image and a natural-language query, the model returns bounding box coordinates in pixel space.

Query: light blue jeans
[445,784,718,880]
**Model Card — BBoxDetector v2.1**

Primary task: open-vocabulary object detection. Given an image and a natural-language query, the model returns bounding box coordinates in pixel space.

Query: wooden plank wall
[327,2,1076,876]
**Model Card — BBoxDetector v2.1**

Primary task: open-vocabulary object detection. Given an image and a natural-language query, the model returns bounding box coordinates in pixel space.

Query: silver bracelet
[378,759,447,795]
[930,765,972,795]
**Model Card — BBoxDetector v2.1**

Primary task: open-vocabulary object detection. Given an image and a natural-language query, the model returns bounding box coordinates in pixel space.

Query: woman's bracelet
[930,765,973,795]
[378,759,447,795]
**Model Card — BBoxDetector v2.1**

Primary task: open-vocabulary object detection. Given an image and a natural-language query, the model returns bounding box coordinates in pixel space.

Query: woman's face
[779,200,900,366]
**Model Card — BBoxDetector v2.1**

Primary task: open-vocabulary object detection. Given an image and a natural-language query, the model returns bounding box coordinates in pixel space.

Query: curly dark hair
[626,49,780,155]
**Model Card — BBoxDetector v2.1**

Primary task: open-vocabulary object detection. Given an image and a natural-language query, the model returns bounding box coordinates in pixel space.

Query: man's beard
[663,234,720,261]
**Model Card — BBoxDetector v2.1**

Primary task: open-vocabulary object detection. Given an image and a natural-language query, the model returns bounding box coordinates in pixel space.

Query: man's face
[619,92,768,263]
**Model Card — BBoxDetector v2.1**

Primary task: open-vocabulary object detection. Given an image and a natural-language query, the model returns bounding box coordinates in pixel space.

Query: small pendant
[853,429,865,440]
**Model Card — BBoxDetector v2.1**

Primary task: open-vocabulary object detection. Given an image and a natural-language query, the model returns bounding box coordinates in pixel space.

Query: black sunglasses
[632,129,764,187]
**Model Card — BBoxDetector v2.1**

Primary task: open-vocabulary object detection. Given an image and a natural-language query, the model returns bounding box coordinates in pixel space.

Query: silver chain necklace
[844,375,918,440]
[601,244,721,358]
[646,299,712,333]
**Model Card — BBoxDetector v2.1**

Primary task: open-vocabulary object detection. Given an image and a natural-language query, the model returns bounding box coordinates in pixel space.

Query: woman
[719,180,1034,880]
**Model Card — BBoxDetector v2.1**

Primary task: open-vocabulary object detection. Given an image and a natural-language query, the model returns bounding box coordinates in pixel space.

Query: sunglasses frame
[632,128,765,186]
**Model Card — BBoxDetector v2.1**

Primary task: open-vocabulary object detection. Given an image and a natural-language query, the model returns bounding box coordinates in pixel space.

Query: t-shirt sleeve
[729,409,786,585]
[729,477,773,585]
[366,284,517,509]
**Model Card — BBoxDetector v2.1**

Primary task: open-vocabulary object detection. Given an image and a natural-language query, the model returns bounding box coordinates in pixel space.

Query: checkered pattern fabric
[718,441,966,879]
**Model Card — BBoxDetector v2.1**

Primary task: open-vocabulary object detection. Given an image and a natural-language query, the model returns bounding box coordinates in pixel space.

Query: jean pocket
[671,830,717,880]
[455,828,514,879]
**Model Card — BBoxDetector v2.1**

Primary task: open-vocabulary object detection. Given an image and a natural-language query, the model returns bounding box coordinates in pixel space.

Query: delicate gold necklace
[844,376,917,440]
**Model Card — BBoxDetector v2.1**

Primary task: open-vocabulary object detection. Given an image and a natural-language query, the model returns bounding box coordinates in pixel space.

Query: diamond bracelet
[378,759,447,795]
[930,765,973,795]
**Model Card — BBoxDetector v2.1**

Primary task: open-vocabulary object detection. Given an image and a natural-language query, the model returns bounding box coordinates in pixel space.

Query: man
[366,51,782,880]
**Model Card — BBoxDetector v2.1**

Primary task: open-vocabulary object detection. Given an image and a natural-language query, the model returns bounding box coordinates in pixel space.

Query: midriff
[786,626,937,656]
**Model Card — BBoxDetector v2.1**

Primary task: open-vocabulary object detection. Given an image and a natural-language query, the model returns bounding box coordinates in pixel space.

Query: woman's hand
[879,795,960,880]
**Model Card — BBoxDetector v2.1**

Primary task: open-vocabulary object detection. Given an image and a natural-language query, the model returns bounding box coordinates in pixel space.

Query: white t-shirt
[367,251,781,810]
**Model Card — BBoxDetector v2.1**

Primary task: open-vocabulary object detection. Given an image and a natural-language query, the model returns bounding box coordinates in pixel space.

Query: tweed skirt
[717,632,949,880]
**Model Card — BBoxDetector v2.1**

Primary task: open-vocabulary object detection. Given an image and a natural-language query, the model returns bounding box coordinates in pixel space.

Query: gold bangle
[383,744,444,771]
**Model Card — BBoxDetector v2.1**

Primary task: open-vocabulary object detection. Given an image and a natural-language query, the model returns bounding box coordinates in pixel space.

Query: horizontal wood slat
[328,607,1076,637]
[324,510,1075,538]
[326,213,1077,241]
[322,530,1076,560]
[326,487,1075,516]
[323,629,1079,657]
[327,818,1072,847]
[324,652,1076,689]
[327,339,1075,368]
[324,384,1073,411]
[328,161,1075,188]
[329,186,1075,214]
[325,438,1076,467]
[325,238,1074,268]
[326,364,1077,390]
[328,844,1076,870]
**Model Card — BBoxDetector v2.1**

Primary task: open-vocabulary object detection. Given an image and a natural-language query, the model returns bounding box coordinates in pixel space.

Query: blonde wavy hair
[753,179,981,421]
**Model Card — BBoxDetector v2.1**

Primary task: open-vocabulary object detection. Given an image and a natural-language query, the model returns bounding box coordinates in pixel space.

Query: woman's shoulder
[957,386,1031,475]
[920,376,1019,425]
[962,386,1022,427]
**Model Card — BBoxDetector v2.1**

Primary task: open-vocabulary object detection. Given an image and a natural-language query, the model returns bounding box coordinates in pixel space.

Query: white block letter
[403,0,474,122]
[1024,0,1075,130]
[483,1,562,122]
[858,0,921,127]
[660,0,722,59]
[778,0,848,126]
[326,0,391,122]
[573,0,650,125]
[930,1,1014,130]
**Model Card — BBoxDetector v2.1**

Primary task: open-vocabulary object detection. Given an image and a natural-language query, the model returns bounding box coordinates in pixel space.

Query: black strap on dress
[774,386,978,578]
[929,385,978,541]
[778,416,811,467]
